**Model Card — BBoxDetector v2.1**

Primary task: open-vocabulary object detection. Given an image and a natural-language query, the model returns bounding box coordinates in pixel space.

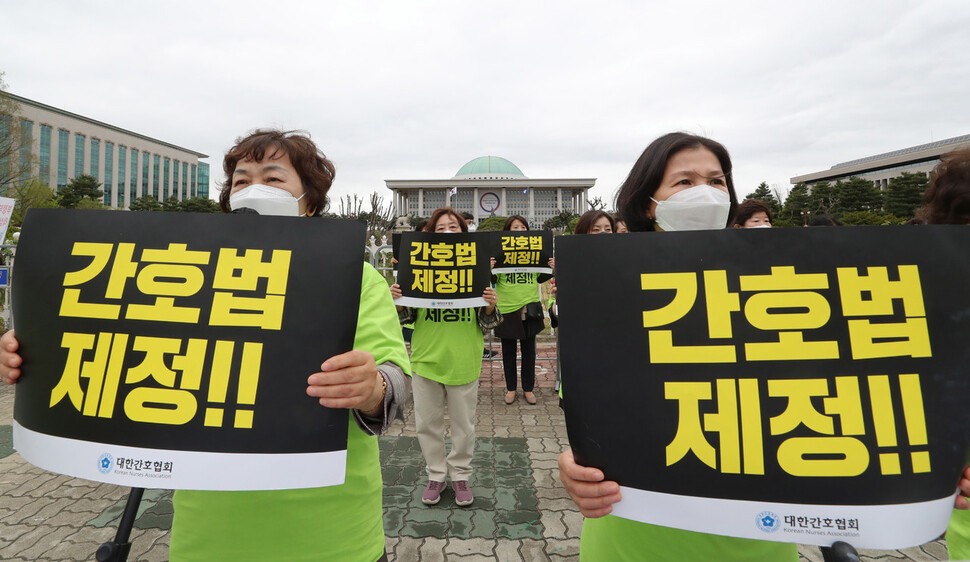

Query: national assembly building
[386,156,595,227]
[2,92,210,208]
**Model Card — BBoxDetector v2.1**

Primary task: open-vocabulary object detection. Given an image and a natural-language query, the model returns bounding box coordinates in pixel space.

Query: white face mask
[467,223,477,232]
[651,185,731,232]
[747,224,772,229]
[229,184,306,217]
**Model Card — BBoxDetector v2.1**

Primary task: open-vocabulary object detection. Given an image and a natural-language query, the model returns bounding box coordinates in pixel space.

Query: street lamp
[801,210,811,226]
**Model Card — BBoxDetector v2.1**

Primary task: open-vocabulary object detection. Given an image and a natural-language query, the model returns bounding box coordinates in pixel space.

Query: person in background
[808,214,842,227]
[557,132,798,561]
[460,211,477,232]
[732,199,773,228]
[1,129,411,562]
[492,215,553,405]
[913,148,970,560]
[390,207,501,508]
[614,217,629,232]
[573,210,615,234]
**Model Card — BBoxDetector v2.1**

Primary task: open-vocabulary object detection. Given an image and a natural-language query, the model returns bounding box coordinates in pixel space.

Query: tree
[781,182,811,224]
[0,73,34,195]
[332,192,395,238]
[477,216,507,231]
[587,196,607,211]
[542,209,578,231]
[179,197,220,213]
[407,214,427,229]
[808,181,840,216]
[129,195,162,212]
[884,172,928,219]
[57,174,104,209]
[566,216,580,234]
[161,195,182,212]
[839,211,904,226]
[837,177,883,214]
[744,182,781,216]
[9,178,58,229]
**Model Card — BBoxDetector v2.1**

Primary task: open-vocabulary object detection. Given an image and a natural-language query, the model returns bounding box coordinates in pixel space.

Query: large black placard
[12,209,364,490]
[557,226,970,548]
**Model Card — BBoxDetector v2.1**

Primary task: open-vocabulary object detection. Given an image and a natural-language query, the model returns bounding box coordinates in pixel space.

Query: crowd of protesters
[2,129,970,561]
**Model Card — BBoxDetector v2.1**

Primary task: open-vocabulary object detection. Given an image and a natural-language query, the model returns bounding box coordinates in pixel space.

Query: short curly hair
[219,129,335,216]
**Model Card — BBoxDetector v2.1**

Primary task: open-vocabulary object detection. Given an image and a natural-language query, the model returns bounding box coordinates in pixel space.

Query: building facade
[2,92,209,208]
[791,134,970,191]
[385,156,595,226]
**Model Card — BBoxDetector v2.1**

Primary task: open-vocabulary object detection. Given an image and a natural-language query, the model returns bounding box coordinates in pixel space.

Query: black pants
[501,336,536,392]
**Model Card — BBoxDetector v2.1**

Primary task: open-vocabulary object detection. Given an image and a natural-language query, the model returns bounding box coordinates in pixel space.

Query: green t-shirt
[494,272,541,314]
[170,263,409,561]
[948,507,970,559]
[410,307,483,386]
[581,515,798,561]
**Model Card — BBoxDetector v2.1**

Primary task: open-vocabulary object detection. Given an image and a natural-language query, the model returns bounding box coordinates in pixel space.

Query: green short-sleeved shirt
[948,507,970,559]
[410,307,483,386]
[581,514,798,561]
[494,272,540,313]
[170,263,409,561]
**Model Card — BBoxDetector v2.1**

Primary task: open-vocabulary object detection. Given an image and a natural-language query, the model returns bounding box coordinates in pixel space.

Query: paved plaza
[0,339,955,561]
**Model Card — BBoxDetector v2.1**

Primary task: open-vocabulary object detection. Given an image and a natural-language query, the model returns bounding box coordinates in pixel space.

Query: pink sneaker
[422,481,446,505]
[453,480,474,506]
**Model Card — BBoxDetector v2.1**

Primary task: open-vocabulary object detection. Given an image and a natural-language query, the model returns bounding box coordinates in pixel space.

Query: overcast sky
[2,0,968,211]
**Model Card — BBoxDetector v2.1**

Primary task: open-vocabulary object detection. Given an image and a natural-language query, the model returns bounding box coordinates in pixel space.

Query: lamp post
[801,210,811,226]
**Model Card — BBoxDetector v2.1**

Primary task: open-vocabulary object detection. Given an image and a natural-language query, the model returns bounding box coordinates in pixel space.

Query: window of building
[190,164,196,198]
[142,151,150,199]
[153,154,160,199]
[182,161,188,199]
[104,142,113,206]
[163,157,170,199]
[75,134,85,178]
[19,119,32,183]
[130,149,139,202]
[0,115,10,178]
[173,159,180,199]
[39,125,52,186]
[118,146,126,208]
[197,162,209,199]
[57,129,69,190]
[89,138,100,180]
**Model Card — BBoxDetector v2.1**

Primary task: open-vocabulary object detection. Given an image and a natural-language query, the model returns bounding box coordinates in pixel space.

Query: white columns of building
[528,187,534,224]
[500,187,507,216]
[473,187,480,221]
[418,189,424,216]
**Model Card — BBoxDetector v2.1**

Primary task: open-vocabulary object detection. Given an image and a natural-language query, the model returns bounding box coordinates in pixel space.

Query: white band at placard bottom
[13,421,347,491]
[610,484,954,549]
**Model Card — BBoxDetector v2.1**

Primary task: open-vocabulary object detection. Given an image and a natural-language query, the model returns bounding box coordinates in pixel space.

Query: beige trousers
[412,374,479,482]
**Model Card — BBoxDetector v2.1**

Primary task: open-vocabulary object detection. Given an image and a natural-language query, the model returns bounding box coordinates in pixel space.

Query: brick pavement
[0,339,954,561]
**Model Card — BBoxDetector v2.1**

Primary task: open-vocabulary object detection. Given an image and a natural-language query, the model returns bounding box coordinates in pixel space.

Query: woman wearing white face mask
[556,132,797,561]
[0,129,413,561]
[390,207,500,508]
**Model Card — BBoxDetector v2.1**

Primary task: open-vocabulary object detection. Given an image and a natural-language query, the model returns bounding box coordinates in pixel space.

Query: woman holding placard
[556,132,798,561]
[389,207,501,508]
[1,129,411,562]
[493,215,555,405]
[914,148,970,560]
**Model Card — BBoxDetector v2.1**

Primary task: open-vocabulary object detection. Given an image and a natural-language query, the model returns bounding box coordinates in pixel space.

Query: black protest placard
[491,230,553,274]
[395,231,491,309]
[556,226,970,549]
[12,209,365,491]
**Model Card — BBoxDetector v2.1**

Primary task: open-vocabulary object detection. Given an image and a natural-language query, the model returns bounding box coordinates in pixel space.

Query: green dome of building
[453,156,526,179]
